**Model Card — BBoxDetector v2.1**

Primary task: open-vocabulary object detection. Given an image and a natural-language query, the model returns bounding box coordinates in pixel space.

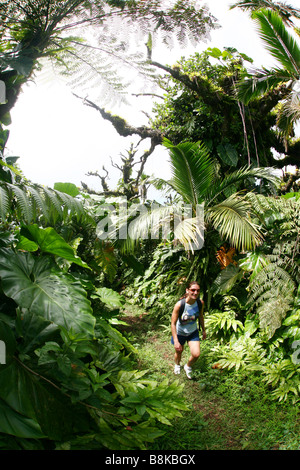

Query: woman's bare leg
[187,341,200,367]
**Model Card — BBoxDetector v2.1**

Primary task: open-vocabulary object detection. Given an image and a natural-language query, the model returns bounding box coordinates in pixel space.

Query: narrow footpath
[119,305,246,451]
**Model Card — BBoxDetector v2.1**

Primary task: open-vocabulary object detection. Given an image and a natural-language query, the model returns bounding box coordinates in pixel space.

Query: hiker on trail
[171,281,206,379]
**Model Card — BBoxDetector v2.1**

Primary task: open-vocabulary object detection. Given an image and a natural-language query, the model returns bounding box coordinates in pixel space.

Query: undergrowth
[121,306,300,450]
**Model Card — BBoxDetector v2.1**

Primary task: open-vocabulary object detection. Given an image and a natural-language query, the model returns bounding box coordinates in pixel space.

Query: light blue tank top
[176,301,199,336]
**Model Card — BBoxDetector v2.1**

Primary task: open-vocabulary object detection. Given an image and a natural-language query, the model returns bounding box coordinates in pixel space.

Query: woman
[171,281,206,379]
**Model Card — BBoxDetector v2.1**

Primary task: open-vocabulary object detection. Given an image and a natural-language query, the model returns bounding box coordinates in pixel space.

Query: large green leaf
[211,264,243,295]
[92,287,125,308]
[18,224,91,270]
[0,360,90,440]
[239,251,270,280]
[0,249,95,338]
[216,143,239,167]
[0,398,44,439]
[16,308,59,355]
[54,182,80,197]
[0,319,17,364]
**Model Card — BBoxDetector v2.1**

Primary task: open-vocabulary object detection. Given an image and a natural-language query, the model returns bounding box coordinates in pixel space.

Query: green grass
[120,305,300,450]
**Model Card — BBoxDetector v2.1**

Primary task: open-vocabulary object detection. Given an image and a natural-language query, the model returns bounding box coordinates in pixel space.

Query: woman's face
[186,284,200,301]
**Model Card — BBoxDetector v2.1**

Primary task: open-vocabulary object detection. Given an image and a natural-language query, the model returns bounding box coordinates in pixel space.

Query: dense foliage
[152,48,274,169]
[0,0,300,451]
[151,8,300,172]
[0,168,192,449]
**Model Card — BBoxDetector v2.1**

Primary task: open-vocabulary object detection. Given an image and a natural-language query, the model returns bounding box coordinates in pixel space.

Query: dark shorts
[171,329,200,346]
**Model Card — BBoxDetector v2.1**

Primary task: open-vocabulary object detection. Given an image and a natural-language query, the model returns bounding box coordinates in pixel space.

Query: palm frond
[207,194,263,251]
[236,67,292,103]
[163,139,215,207]
[230,1,300,26]
[173,215,205,252]
[115,204,174,253]
[236,9,300,104]
[253,9,300,74]
[276,90,300,141]
[54,189,85,221]
[116,203,204,253]
[42,186,64,223]
[28,186,50,222]
[207,165,279,204]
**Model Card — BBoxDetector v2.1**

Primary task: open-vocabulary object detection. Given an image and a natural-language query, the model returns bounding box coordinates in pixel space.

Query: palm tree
[124,139,278,254]
[236,9,300,145]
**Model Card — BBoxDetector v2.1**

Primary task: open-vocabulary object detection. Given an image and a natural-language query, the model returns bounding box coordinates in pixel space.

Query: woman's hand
[174,340,183,352]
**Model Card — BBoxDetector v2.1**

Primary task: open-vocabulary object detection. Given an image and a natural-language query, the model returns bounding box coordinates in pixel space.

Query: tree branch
[150,60,226,106]
[73,93,163,143]
[279,169,300,194]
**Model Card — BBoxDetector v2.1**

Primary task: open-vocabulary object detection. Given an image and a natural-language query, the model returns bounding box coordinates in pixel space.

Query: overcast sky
[6,1,289,196]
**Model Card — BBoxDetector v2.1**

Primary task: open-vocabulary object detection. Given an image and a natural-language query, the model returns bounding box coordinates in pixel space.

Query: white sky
[5,0,292,197]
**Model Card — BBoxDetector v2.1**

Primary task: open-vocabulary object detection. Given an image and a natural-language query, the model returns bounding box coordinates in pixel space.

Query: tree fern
[246,194,300,338]
[44,0,217,103]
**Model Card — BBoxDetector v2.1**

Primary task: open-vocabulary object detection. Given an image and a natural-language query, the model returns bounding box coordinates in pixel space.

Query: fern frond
[0,185,9,219]
[245,192,284,218]
[7,183,33,223]
[42,186,63,223]
[28,186,50,222]
[0,182,86,225]
[248,260,296,338]
[258,295,293,339]
[54,189,85,221]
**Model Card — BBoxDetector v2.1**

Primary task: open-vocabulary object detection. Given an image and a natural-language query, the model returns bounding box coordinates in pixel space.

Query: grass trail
[120,304,300,451]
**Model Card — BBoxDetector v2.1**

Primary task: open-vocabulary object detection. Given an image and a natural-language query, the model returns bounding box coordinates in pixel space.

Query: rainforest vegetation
[0,0,300,451]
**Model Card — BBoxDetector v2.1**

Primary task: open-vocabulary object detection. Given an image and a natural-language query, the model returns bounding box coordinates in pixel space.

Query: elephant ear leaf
[0,361,89,440]
[0,249,95,338]
[92,287,125,309]
[0,397,45,439]
[18,224,90,270]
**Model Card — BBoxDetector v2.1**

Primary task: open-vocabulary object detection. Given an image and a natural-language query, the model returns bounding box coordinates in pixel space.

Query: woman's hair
[180,281,200,299]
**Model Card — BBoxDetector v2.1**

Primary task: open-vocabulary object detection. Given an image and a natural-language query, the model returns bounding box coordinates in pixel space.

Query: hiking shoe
[174,364,181,375]
[184,364,192,379]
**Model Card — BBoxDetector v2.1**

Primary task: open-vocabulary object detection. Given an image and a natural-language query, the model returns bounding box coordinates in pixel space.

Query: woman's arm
[171,302,182,352]
[199,300,207,340]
